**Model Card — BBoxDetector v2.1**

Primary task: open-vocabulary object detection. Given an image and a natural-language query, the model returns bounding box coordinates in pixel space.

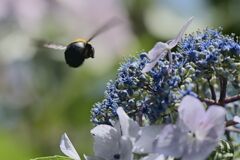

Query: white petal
[134,125,163,153]
[142,58,159,73]
[233,116,240,123]
[113,121,122,133]
[197,105,226,140]
[147,42,168,60]
[168,17,193,48]
[91,124,120,138]
[142,42,168,73]
[153,125,186,158]
[178,96,205,132]
[117,107,140,142]
[142,50,168,73]
[91,125,122,160]
[60,133,81,160]
[119,136,133,160]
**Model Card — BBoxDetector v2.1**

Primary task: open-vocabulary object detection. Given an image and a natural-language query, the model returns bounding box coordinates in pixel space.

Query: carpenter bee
[43,18,120,68]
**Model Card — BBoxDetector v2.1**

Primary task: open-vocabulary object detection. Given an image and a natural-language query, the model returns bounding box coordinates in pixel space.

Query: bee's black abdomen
[64,42,86,68]
[64,41,95,68]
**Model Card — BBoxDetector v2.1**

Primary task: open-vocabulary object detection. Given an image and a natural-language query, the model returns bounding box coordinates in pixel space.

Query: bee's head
[72,39,94,58]
[84,43,94,58]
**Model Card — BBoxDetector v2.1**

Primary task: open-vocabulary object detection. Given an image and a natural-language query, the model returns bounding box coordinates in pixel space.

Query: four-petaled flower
[152,96,226,160]
[60,107,140,160]
[86,107,140,160]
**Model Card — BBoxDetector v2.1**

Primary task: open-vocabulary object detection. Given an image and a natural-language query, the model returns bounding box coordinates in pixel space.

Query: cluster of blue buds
[91,52,194,125]
[179,28,240,99]
[91,28,240,125]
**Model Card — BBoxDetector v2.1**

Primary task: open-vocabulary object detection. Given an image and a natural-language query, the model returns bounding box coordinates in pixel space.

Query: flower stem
[225,94,240,103]
[201,95,240,106]
[218,76,228,106]
[207,78,216,101]
[226,120,238,127]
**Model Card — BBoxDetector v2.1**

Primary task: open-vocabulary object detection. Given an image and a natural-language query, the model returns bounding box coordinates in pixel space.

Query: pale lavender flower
[60,133,81,160]
[60,107,140,160]
[86,107,141,160]
[152,96,226,160]
[90,125,133,160]
[142,17,193,73]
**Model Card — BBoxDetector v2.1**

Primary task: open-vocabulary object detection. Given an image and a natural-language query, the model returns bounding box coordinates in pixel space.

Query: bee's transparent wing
[44,43,67,50]
[168,17,193,48]
[86,17,121,42]
[60,133,81,160]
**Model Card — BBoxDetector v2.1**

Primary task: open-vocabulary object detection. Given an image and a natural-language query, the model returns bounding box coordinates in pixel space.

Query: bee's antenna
[86,17,122,43]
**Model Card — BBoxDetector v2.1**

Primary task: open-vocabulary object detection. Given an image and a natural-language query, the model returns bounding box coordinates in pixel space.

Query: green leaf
[30,155,72,160]
[208,140,234,160]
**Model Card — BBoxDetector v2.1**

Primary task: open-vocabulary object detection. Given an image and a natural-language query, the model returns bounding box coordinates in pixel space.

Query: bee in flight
[43,18,120,68]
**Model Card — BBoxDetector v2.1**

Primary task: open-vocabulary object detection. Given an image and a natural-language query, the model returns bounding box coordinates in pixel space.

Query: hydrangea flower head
[91,52,194,125]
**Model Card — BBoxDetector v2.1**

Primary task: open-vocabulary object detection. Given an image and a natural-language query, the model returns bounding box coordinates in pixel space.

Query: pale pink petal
[197,105,226,140]
[142,50,168,73]
[178,96,205,132]
[142,42,168,73]
[147,42,168,60]
[168,17,193,48]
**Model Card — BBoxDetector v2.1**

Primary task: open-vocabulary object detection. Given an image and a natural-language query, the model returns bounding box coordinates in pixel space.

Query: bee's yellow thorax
[72,38,87,43]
